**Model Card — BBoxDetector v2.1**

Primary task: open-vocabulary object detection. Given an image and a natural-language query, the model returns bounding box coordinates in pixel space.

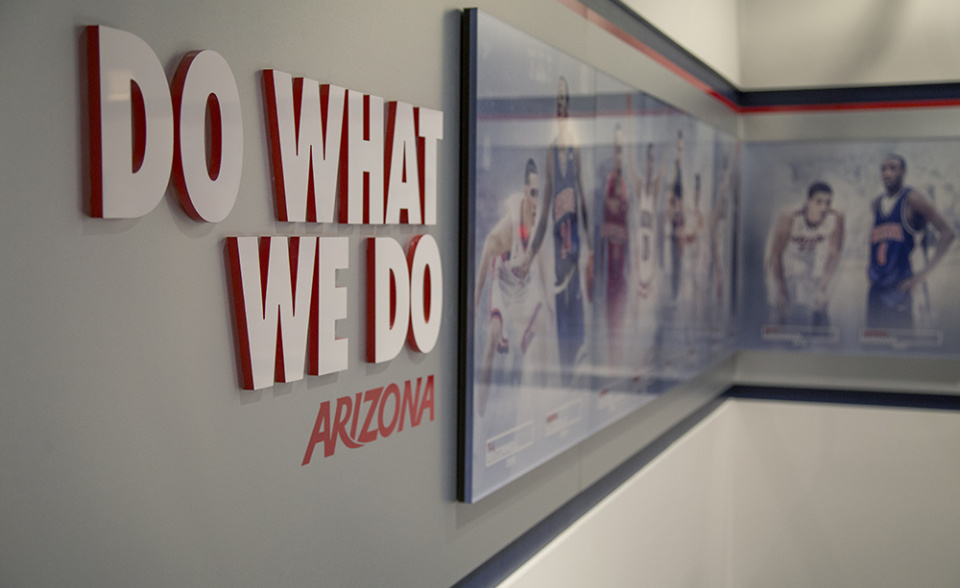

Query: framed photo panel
[459,9,738,502]
[740,140,960,354]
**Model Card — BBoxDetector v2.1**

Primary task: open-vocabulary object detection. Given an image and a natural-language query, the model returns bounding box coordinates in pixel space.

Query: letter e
[309,237,349,376]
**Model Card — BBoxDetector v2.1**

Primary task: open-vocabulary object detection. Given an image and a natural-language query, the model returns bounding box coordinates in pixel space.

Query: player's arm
[685,209,702,244]
[600,177,627,244]
[527,147,554,263]
[668,159,684,226]
[534,243,555,317]
[603,174,620,218]
[573,147,596,302]
[474,215,512,311]
[574,147,592,250]
[625,141,644,194]
[901,190,956,291]
[815,211,844,309]
[651,153,668,199]
[767,211,793,311]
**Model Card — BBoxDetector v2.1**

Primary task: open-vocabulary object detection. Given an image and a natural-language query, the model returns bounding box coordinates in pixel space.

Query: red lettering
[357,387,382,444]
[302,400,330,465]
[333,395,363,452]
[379,383,401,438]
[418,374,435,423]
[302,374,434,465]
[349,391,363,439]
[398,377,423,432]
[871,223,904,243]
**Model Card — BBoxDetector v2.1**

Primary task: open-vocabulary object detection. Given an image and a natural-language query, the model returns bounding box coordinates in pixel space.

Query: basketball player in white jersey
[474,158,553,416]
[767,181,845,326]
[685,174,706,319]
[705,148,734,332]
[627,141,666,373]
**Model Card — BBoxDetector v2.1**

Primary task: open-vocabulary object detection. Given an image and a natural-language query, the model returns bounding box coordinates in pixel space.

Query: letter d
[87,26,173,218]
[367,237,410,363]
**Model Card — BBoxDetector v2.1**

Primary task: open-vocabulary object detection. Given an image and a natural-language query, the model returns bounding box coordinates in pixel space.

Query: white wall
[621,0,742,86]
[623,0,960,91]
[499,402,735,588]
[729,399,960,587]
[739,0,960,90]
[500,398,960,587]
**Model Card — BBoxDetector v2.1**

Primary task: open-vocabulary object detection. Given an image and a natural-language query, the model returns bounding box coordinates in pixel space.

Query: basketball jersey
[490,193,543,360]
[629,180,658,364]
[550,145,585,379]
[602,171,629,289]
[687,208,705,269]
[670,162,684,234]
[635,182,657,297]
[781,207,838,307]
[868,187,916,290]
[552,146,581,289]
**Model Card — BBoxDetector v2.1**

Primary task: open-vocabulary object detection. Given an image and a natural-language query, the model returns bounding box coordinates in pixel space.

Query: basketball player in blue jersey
[634,143,666,301]
[709,148,734,306]
[522,76,593,385]
[767,181,844,326]
[667,131,685,303]
[867,154,955,329]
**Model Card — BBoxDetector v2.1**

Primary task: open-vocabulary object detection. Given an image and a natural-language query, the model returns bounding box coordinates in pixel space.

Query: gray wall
[493,399,960,587]
[0,1,736,586]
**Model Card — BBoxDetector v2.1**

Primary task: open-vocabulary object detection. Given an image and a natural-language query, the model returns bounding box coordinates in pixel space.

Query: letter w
[227,236,317,390]
[263,70,345,223]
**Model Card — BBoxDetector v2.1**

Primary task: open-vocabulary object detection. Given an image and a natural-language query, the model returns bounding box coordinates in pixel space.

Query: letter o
[407,234,442,352]
[172,50,243,222]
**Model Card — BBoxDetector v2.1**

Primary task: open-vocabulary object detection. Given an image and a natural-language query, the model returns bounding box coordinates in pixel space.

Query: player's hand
[917,295,931,320]
[898,274,924,292]
[585,252,594,303]
[512,256,531,281]
[813,288,828,312]
[773,287,788,313]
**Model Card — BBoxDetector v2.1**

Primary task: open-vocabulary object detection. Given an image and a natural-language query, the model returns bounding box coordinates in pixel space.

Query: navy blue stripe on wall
[725,386,960,411]
[741,82,960,108]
